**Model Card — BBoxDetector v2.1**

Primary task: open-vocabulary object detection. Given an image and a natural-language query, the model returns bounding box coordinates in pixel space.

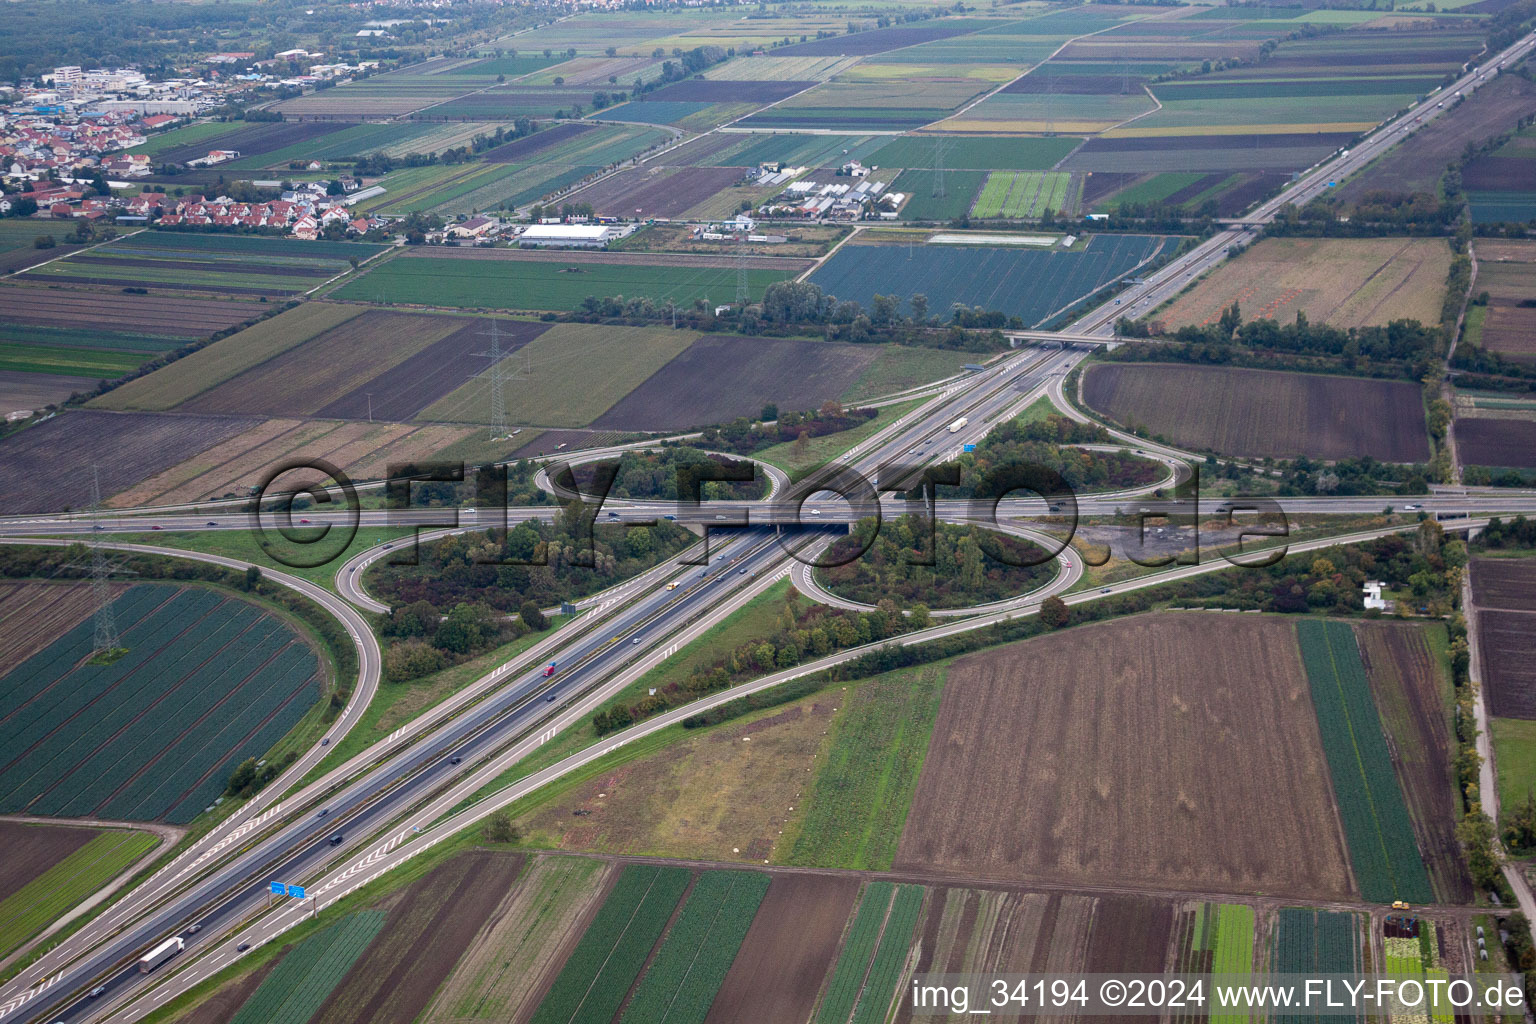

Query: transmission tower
[1045,75,1056,136]
[735,231,750,306]
[931,136,947,199]
[87,466,120,656]
[474,319,509,439]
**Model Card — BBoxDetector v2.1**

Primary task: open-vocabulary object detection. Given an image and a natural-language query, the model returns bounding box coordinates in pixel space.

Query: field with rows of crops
[0,584,324,824]
[970,171,1076,219]
[1296,620,1435,906]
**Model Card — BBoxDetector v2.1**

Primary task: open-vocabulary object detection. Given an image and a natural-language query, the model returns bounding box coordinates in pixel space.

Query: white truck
[947,416,969,433]
[139,936,184,974]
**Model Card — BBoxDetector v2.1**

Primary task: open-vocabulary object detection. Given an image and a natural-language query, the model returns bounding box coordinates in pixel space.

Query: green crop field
[0,341,144,378]
[619,870,771,1024]
[786,665,945,871]
[22,232,384,297]
[422,322,697,428]
[450,55,565,76]
[1492,717,1536,822]
[125,120,248,159]
[1296,620,1434,905]
[816,882,895,1024]
[971,171,1073,218]
[0,829,159,959]
[531,864,690,1024]
[851,884,923,1024]
[0,585,324,824]
[337,253,795,311]
[870,134,1081,170]
[228,911,386,1024]
[809,233,1174,327]
[892,169,987,221]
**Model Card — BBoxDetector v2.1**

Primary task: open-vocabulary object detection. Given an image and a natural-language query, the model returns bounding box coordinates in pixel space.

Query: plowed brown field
[182,311,462,417]
[1473,557,1536,612]
[705,873,859,1024]
[895,613,1353,898]
[1083,363,1431,462]
[315,850,525,1024]
[0,821,100,902]
[1472,558,1536,720]
[0,582,113,666]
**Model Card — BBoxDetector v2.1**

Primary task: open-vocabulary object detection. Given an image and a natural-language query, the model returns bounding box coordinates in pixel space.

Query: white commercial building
[516,223,627,248]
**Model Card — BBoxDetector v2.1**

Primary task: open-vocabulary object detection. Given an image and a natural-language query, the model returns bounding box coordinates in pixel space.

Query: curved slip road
[95,513,1500,1024]
[0,539,379,1019]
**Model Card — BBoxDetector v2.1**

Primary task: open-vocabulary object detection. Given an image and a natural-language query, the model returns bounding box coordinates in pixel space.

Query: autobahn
[7,28,1536,1023]
[0,334,1079,1024]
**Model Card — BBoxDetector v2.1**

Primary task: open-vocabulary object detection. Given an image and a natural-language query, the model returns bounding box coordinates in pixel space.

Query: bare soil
[1083,363,1432,462]
[0,582,111,667]
[182,311,462,417]
[0,410,263,513]
[0,285,258,336]
[0,820,99,902]
[314,850,526,1024]
[317,317,550,421]
[170,960,277,1024]
[1456,418,1536,470]
[704,873,860,1024]
[1479,610,1536,719]
[575,166,751,220]
[591,335,877,432]
[894,613,1356,899]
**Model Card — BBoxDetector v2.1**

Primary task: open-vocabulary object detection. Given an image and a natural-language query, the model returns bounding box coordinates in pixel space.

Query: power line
[473,319,509,439]
[735,228,749,306]
[88,466,120,656]
[931,136,947,199]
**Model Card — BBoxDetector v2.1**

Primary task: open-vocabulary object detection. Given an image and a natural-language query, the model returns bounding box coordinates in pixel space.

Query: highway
[0,528,790,1024]
[2,338,1072,1023]
[6,29,1536,1024]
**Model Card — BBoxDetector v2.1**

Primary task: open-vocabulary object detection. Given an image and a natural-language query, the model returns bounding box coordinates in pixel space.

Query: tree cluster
[688,401,878,457]
[950,413,1166,496]
[592,584,919,736]
[368,518,695,616]
[818,517,1055,609]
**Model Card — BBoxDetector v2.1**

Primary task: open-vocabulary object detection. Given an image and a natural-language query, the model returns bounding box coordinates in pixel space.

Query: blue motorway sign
[269,881,285,895]
[963,443,976,453]
[287,884,307,899]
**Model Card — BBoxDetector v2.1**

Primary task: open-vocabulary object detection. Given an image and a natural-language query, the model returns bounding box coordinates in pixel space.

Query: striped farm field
[19,232,384,298]
[0,825,159,960]
[816,882,896,1024]
[970,171,1073,219]
[0,584,325,824]
[1271,907,1364,973]
[335,252,796,311]
[92,302,364,412]
[619,870,771,1024]
[422,856,611,1024]
[530,864,691,1024]
[851,885,923,1024]
[228,911,386,1024]
[1296,620,1434,905]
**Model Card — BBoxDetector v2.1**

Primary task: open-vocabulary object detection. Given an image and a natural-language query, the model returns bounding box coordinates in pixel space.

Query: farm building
[517,223,628,248]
